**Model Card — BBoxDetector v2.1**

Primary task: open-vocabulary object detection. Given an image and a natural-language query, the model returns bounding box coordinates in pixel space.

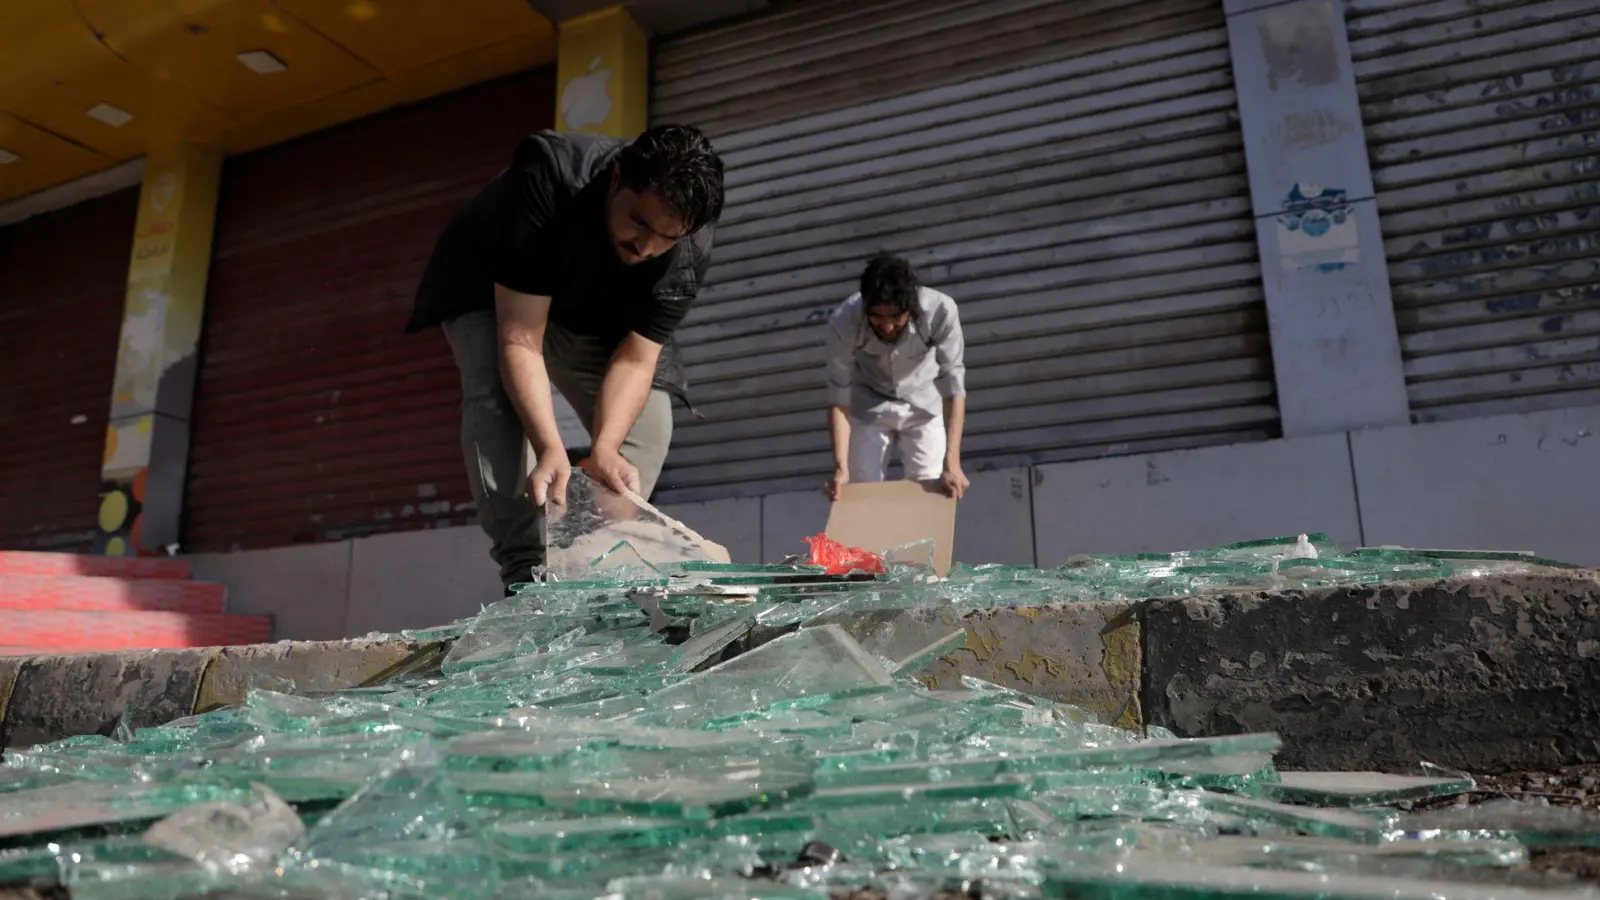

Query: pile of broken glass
[2,475,1596,900]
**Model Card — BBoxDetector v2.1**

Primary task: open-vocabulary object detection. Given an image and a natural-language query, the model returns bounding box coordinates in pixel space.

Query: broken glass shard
[1261,770,1474,808]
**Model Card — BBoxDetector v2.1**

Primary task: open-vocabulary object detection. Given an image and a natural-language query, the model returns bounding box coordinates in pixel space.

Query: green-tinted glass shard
[1199,793,1397,843]
[441,732,619,773]
[1259,771,1473,807]
[0,782,250,842]
[888,629,967,677]
[59,858,224,900]
[1398,798,1600,847]
[490,815,709,853]
[666,609,759,673]
[631,625,893,728]
[603,875,826,899]
[804,777,1027,809]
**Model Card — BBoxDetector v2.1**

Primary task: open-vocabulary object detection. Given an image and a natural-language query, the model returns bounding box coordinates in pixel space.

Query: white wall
[189,406,1600,641]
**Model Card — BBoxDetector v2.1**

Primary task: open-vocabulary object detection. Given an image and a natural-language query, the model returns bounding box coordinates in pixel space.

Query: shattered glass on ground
[1,477,1595,898]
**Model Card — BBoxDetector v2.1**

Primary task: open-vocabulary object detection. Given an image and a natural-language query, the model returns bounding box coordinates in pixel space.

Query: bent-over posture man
[823,254,969,501]
[406,125,724,588]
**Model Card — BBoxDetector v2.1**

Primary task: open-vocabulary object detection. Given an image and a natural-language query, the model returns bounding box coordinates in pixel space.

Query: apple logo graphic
[561,55,613,129]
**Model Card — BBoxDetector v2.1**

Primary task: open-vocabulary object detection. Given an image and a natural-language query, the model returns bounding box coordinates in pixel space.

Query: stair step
[0,551,191,580]
[0,611,272,652]
[0,575,225,614]
[0,647,57,657]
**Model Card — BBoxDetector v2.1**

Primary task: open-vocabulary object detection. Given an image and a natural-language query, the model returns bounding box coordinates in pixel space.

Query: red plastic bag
[804,533,885,576]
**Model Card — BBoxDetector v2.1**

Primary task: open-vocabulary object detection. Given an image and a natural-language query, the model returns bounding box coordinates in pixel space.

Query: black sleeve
[631,224,713,345]
[492,143,560,296]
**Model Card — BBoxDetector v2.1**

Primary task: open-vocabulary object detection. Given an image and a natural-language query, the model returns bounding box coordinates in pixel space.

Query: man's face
[866,304,911,343]
[606,168,688,265]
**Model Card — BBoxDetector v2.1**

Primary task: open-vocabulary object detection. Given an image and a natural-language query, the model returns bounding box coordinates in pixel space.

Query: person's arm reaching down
[586,331,663,496]
[823,305,856,500]
[933,298,969,500]
[495,284,571,507]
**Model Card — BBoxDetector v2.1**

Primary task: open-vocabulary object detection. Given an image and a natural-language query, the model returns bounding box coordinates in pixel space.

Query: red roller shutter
[186,68,555,551]
[0,189,140,551]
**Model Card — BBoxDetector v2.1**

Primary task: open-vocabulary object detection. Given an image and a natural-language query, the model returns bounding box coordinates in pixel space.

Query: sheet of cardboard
[825,480,957,575]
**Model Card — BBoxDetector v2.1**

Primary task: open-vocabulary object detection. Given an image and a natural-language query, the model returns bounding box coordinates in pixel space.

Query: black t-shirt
[406,131,712,396]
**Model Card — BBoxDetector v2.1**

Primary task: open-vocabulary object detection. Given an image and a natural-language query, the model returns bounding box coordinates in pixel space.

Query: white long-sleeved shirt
[824,286,966,424]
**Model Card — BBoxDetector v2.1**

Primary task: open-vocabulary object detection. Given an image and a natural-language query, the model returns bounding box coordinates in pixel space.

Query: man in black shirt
[407,125,724,588]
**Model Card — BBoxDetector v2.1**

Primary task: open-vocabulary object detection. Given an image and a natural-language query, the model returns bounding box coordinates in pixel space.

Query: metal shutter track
[0,190,139,550]
[653,0,1276,500]
[185,70,555,551]
[1350,0,1600,422]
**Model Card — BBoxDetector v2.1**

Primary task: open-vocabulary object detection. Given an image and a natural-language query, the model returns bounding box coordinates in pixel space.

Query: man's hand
[940,458,970,500]
[824,466,849,500]
[583,446,640,497]
[529,452,572,508]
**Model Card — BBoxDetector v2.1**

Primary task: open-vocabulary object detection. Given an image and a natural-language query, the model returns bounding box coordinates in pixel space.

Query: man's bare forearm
[593,339,659,453]
[828,405,851,471]
[499,342,566,459]
[943,394,966,466]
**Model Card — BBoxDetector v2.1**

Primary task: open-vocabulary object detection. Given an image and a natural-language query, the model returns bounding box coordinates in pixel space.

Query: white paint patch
[70,414,88,425]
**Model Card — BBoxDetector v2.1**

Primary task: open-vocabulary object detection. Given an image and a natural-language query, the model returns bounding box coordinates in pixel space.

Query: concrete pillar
[1224,0,1410,437]
[555,5,649,137]
[96,145,221,556]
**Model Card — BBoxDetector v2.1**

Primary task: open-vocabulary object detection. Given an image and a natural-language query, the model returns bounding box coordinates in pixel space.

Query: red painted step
[0,611,272,652]
[0,647,57,657]
[0,575,225,614]
[0,551,191,580]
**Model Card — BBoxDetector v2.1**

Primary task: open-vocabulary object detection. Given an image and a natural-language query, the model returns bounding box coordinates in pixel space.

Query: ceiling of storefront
[0,0,557,203]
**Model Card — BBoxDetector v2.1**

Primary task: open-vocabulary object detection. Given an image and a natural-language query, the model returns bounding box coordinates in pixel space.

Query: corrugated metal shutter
[652,0,1278,501]
[1350,0,1600,422]
[185,69,556,552]
[0,189,139,551]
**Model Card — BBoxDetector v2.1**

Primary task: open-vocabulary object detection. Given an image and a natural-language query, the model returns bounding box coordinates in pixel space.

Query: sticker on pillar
[561,56,613,129]
[111,282,169,415]
[1276,183,1357,274]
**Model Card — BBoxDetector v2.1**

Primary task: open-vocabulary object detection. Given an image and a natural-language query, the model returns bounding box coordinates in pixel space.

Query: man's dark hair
[618,124,725,234]
[860,253,921,315]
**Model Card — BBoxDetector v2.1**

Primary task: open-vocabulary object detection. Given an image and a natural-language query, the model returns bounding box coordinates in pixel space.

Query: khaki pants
[442,310,673,588]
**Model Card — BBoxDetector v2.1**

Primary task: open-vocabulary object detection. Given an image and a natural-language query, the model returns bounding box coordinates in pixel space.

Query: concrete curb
[4,572,1598,774]
[0,638,434,751]
[1140,571,1600,773]
[831,601,1143,729]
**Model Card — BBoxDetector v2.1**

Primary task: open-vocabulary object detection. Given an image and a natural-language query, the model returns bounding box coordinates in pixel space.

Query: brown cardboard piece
[825,480,957,575]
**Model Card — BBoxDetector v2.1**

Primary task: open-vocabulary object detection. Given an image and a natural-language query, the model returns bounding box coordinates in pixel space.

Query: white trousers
[848,410,946,483]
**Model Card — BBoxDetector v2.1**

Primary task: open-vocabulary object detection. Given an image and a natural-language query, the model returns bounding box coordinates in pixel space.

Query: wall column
[555,5,649,137]
[96,145,221,556]
[1225,0,1410,436]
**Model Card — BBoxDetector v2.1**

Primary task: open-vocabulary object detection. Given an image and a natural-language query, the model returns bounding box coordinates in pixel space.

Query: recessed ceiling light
[237,49,288,74]
[87,103,134,127]
[0,148,18,164]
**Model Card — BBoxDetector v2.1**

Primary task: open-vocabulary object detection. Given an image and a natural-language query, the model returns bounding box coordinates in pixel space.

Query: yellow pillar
[555,5,649,138]
[97,144,221,556]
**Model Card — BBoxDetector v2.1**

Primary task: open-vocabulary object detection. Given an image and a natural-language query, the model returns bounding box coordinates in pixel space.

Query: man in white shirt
[823,254,970,500]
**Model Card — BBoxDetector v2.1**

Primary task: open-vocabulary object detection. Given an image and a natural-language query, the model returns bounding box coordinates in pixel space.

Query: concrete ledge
[5,573,1600,774]
[193,638,432,712]
[1140,572,1600,773]
[0,638,433,751]
[834,601,1141,728]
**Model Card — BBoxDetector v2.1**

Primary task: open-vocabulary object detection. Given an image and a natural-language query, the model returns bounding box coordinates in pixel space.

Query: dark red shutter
[185,67,555,551]
[0,189,140,551]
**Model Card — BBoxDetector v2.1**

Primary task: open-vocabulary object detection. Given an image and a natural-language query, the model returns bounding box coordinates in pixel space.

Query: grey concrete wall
[1031,433,1362,566]
[184,407,1600,641]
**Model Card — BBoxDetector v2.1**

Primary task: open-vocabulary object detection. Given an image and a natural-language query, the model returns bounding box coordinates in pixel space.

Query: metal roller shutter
[0,189,139,551]
[1350,0,1600,422]
[185,69,555,551]
[652,0,1278,501]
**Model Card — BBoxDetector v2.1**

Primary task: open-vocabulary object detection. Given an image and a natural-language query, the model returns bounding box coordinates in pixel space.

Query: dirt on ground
[1409,762,1600,883]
